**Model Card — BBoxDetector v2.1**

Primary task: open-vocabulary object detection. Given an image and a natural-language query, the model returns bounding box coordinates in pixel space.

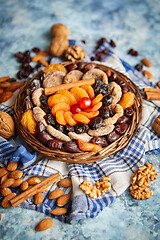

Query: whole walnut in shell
[0,111,15,139]
[50,23,70,38]
[49,36,69,57]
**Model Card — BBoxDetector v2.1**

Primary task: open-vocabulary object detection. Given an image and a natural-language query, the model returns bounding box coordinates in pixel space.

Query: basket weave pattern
[14,62,143,164]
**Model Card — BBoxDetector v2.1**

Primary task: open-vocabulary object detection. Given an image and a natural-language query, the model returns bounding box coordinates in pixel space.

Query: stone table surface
[0,0,160,239]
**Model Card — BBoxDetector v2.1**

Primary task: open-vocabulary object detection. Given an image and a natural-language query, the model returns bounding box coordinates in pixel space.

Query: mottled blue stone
[0,0,160,239]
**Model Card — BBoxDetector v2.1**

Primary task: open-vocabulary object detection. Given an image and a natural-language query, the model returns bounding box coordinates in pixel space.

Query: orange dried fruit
[64,111,77,126]
[48,94,70,107]
[57,89,77,105]
[80,111,99,119]
[21,110,37,135]
[81,84,95,100]
[43,63,67,74]
[70,87,89,103]
[51,103,70,116]
[56,110,67,125]
[118,92,135,110]
[77,139,102,152]
[91,94,103,106]
[73,114,90,124]
[85,102,102,112]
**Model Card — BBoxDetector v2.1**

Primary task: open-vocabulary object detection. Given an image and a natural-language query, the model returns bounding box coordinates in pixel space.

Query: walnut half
[65,45,86,62]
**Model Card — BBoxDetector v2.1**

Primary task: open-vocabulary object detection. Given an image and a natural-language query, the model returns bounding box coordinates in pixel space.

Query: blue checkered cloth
[0,40,160,223]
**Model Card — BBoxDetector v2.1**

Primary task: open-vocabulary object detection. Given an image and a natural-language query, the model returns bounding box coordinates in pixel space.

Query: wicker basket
[14,62,143,164]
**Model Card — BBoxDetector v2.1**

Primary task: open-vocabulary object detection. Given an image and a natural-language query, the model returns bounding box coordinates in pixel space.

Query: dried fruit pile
[20,62,135,153]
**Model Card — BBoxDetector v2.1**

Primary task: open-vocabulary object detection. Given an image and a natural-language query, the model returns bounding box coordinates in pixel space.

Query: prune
[90,56,96,61]
[135,63,143,72]
[25,98,33,111]
[99,106,110,119]
[89,117,104,130]
[93,80,109,96]
[121,85,128,93]
[32,47,40,53]
[38,132,53,145]
[90,137,108,147]
[124,107,134,117]
[65,63,77,72]
[117,115,130,124]
[16,70,24,79]
[44,114,56,126]
[48,139,63,150]
[63,141,81,153]
[41,103,51,114]
[36,121,46,135]
[107,131,120,143]
[74,123,89,134]
[102,95,112,106]
[65,124,74,133]
[77,62,86,71]
[109,39,116,48]
[55,123,65,133]
[115,123,129,135]
[96,37,107,48]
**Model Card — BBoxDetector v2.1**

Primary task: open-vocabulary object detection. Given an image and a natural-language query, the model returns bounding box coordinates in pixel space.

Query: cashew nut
[43,71,66,88]
[82,69,108,84]
[32,88,44,107]
[64,70,83,84]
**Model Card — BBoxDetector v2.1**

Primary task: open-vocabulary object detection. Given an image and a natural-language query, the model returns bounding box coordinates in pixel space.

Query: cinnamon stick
[144,88,160,93]
[45,78,95,95]
[10,173,61,208]
[145,92,160,101]
[0,76,10,83]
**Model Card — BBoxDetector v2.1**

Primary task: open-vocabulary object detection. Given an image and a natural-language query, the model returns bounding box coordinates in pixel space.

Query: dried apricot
[85,102,102,112]
[77,139,102,152]
[57,89,77,105]
[51,103,70,116]
[81,84,95,100]
[43,63,67,74]
[91,94,103,106]
[64,111,77,126]
[73,114,90,124]
[21,110,37,135]
[48,94,70,107]
[80,111,99,119]
[70,87,89,103]
[56,110,67,125]
[118,92,135,110]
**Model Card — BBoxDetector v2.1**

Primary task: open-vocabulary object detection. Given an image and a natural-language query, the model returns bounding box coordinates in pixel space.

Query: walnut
[65,45,86,62]
[129,162,158,200]
[50,23,70,38]
[0,111,15,139]
[49,36,69,57]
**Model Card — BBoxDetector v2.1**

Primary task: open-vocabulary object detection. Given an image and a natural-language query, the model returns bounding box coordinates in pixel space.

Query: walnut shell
[50,23,70,38]
[0,111,15,139]
[49,36,69,57]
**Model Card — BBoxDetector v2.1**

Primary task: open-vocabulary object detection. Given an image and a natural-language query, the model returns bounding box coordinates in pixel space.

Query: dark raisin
[97,56,103,62]
[24,50,30,56]
[122,85,128,93]
[99,106,110,119]
[65,124,74,133]
[34,62,42,70]
[81,40,86,44]
[40,93,48,104]
[16,70,24,79]
[41,103,51,114]
[77,62,86,71]
[44,114,56,126]
[93,80,109,96]
[32,47,40,53]
[103,48,109,54]
[109,40,116,48]
[96,37,107,48]
[90,56,96,61]
[36,121,46,135]
[21,63,32,72]
[96,51,104,57]
[115,123,129,135]
[30,79,41,92]
[124,107,134,117]
[89,117,103,130]
[74,123,89,134]
[117,115,130,124]
[55,123,65,133]
[135,63,143,71]
[90,137,108,147]
[65,63,77,72]
[102,95,112,106]
[14,51,23,59]
[128,49,139,56]
[25,98,33,111]
[107,131,120,143]
[128,49,134,55]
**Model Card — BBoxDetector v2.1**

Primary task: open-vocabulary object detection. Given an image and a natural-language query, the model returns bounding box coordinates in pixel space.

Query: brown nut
[20,181,29,191]
[65,45,86,62]
[141,58,152,67]
[7,161,18,171]
[57,179,72,187]
[10,178,23,188]
[157,80,160,88]
[0,187,12,197]
[0,167,8,178]
[143,70,153,79]
[1,178,15,188]
[153,115,160,135]
[8,170,23,179]
[1,192,16,208]
[35,218,53,232]
[49,189,64,199]
[0,111,15,139]
[50,23,70,38]
[49,36,69,57]
[0,173,9,184]
[50,208,67,216]
[27,176,41,186]
[34,192,43,205]
[57,194,71,207]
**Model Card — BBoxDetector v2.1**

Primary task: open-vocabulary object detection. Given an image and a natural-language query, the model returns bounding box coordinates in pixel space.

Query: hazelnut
[50,23,70,38]
[0,111,15,139]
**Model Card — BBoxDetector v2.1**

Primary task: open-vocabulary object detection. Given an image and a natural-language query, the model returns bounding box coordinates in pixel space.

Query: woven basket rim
[14,61,143,164]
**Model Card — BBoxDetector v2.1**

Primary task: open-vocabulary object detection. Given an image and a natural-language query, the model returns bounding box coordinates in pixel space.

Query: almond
[0,187,12,197]
[153,115,160,135]
[34,192,43,205]
[1,178,15,188]
[49,189,64,199]
[57,194,71,207]
[27,176,41,186]
[157,80,160,88]
[10,178,23,188]
[35,218,53,231]
[20,181,29,191]
[0,173,8,184]
[57,179,72,187]
[0,167,8,178]
[50,208,67,215]
[7,161,18,171]
[143,70,153,79]
[1,192,16,208]
[141,58,152,67]
[8,170,23,179]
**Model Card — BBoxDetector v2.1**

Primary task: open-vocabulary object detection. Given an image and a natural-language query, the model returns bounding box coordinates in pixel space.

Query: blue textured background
[0,0,160,239]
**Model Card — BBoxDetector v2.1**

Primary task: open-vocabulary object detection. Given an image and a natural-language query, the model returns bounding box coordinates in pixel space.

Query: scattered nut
[36,218,53,231]
[65,45,86,62]
[50,208,67,216]
[49,189,64,200]
[56,194,71,207]
[27,176,41,186]
[157,80,160,88]
[7,161,18,171]
[153,115,160,136]
[49,36,69,57]
[143,70,153,79]
[34,192,43,205]
[141,58,152,67]
[57,178,72,187]
[20,181,29,191]
[0,111,15,139]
